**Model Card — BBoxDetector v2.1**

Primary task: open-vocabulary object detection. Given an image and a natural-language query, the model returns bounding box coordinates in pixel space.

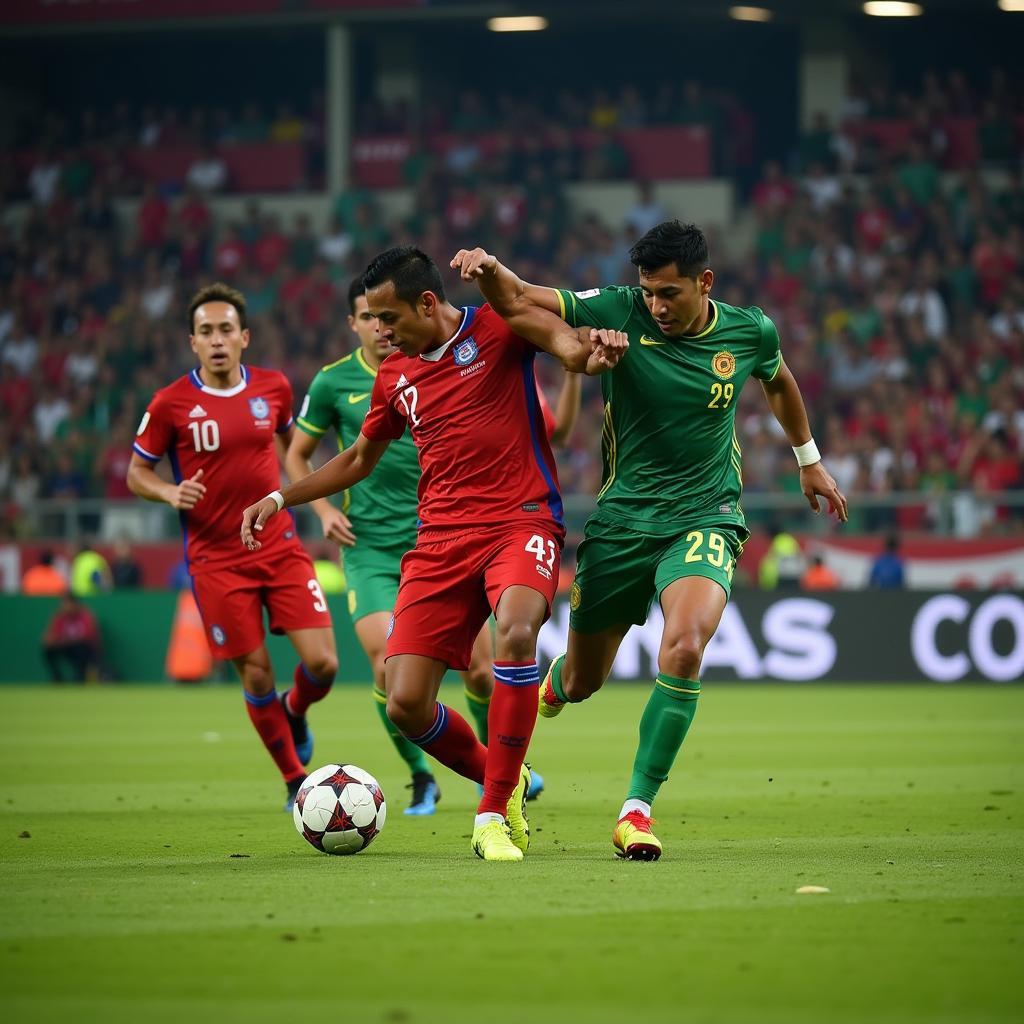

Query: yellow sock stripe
[372,687,387,705]
[464,688,490,706]
[656,678,701,698]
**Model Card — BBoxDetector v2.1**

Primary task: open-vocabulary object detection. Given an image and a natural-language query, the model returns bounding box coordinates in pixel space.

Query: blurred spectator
[869,535,906,589]
[70,540,112,596]
[22,549,68,596]
[185,143,229,194]
[42,593,101,683]
[624,182,668,239]
[110,538,142,588]
[801,554,841,591]
[759,527,805,589]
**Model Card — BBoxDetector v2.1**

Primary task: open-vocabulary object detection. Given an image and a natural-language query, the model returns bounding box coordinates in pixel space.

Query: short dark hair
[362,246,445,307]
[629,221,709,279]
[188,282,248,333]
[347,278,366,315]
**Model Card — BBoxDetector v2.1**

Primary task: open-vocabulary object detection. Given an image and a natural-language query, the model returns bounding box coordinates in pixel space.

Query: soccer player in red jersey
[127,283,338,811]
[241,247,627,861]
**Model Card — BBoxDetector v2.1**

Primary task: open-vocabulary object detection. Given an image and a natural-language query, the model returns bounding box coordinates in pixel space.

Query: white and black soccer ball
[293,763,386,855]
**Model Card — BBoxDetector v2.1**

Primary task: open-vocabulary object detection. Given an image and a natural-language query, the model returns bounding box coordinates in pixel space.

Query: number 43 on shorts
[525,534,557,580]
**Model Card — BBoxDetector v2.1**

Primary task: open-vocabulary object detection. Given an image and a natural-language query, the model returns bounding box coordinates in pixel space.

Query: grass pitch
[1,683,1021,1024]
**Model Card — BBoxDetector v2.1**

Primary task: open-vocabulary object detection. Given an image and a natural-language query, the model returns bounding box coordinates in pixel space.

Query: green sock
[464,687,490,744]
[373,686,429,775]
[548,654,569,702]
[628,675,701,804]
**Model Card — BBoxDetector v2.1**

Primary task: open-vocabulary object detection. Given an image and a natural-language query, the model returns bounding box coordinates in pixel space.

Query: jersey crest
[248,396,270,419]
[712,352,737,380]
[453,338,479,366]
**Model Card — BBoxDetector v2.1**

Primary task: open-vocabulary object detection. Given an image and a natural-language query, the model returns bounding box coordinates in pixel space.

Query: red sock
[286,662,335,717]
[244,690,304,782]
[408,703,486,784]
[478,662,539,815]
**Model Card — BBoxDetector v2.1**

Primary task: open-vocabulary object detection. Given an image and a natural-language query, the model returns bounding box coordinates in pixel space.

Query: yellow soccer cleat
[472,819,524,862]
[613,810,663,861]
[538,659,566,719]
[505,763,531,854]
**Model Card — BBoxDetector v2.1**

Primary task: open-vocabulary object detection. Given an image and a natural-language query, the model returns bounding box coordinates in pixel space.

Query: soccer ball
[292,763,386,855]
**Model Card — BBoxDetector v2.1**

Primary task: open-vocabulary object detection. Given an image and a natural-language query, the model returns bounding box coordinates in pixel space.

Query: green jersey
[296,348,420,549]
[555,287,782,536]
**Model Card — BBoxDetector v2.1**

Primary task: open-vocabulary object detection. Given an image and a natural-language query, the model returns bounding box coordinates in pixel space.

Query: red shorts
[191,546,333,659]
[387,525,562,671]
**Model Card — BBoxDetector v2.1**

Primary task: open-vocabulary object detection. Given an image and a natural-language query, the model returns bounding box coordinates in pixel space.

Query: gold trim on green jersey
[296,416,327,436]
[692,300,719,339]
[320,352,354,373]
[597,402,617,501]
[555,288,567,320]
[355,348,378,378]
[764,353,783,381]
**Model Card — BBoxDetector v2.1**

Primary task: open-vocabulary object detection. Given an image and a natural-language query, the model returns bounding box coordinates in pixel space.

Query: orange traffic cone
[165,589,213,682]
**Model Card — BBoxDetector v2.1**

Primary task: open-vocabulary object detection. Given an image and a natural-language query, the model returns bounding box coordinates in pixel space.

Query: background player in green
[453,222,848,860]
[286,279,580,814]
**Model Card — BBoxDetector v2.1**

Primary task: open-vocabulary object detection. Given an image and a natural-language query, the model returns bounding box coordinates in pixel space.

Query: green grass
[0,684,1021,1024]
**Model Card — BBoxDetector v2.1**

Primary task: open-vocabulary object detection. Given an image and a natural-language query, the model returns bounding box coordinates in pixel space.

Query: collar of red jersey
[418,306,477,363]
[189,365,249,396]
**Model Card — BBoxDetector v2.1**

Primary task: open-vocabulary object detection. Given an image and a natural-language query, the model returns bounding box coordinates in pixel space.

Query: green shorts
[342,540,406,623]
[569,514,747,634]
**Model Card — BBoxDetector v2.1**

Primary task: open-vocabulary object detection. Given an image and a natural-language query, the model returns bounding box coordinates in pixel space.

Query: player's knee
[493,619,539,662]
[464,664,492,697]
[659,633,705,679]
[386,691,432,738]
[306,650,338,682]
[371,654,387,689]
[240,664,274,697]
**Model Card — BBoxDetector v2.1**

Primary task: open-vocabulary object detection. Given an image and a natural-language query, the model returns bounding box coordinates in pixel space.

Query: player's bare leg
[460,622,494,741]
[615,576,726,860]
[280,626,338,767]
[357,613,440,814]
[232,645,306,809]
[539,622,629,716]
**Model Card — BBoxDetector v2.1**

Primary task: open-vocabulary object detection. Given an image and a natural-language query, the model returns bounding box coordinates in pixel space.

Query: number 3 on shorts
[525,534,556,571]
[307,578,327,612]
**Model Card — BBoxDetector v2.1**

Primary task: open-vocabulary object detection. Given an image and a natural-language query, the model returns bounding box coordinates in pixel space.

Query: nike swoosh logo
[348,392,371,404]
[639,335,666,347]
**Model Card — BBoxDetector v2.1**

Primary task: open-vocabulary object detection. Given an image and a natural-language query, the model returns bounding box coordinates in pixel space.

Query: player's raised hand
[450,247,496,281]
[318,506,357,547]
[585,328,629,373]
[169,468,206,510]
[800,462,849,523]
[240,496,281,551]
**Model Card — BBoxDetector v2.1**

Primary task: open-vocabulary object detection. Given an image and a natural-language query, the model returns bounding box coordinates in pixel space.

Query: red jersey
[361,304,564,538]
[133,365,299,575]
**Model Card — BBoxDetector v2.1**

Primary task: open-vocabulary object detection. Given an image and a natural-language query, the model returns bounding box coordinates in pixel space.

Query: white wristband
[266,490,285,512]
[792,439,821,467]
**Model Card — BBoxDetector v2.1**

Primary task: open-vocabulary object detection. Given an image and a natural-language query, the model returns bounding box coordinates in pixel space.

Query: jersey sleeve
[132,393,173,463]
[295,369,334,438]
[752,309,783,381]
[552,286,635,331]
[360,372,407,442]
[275,373,295,433]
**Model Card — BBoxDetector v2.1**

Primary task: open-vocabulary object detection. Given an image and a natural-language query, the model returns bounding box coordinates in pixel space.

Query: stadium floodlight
[729,6,774,20]
[862,1,923,14]
[487,15,549,31]
[997,0,1024,10]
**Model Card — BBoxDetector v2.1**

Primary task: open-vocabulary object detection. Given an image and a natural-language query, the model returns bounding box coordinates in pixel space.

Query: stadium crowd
[0,70,1022,540]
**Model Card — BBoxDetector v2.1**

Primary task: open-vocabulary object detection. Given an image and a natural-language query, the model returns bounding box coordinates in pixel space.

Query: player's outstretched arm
[241,433,390,551]
[760,361,849,523]
[127,454,206,510]
[285,429,358,547]
[451,247,561,316]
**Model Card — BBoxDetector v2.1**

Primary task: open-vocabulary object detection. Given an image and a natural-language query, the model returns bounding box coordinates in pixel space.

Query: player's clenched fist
[450,248,496,280]
[586,328,629,372]
[169,469,206,510]
[240,495,282,551]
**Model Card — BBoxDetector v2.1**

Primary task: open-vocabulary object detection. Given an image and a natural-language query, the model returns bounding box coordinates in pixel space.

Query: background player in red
[241,247,627,861]
[127,283,338,811]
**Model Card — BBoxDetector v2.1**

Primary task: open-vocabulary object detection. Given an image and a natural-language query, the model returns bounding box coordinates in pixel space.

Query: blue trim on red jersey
[520,353,564,526]
[190,365,249,390]
[459,306,478,338]
[131,442,160,462]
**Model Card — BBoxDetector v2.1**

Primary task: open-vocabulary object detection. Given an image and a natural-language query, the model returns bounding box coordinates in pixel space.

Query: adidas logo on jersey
[189,404,208,418]
[395,374,410,390]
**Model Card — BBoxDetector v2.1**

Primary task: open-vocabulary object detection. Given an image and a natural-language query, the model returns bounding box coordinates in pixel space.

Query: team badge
[712,351,736,380]
[248,396,270,418]
[211,625,226,646]
[453,339,479,366]
[569,582,582,611]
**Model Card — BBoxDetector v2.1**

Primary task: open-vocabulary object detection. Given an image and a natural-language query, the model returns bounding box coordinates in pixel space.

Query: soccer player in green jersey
[453,222,848,860]
[286,279,580,814]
